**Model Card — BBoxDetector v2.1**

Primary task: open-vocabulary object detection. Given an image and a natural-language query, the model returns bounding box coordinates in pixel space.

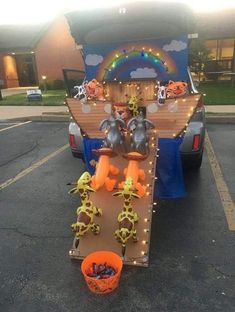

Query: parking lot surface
[0,122,234,312]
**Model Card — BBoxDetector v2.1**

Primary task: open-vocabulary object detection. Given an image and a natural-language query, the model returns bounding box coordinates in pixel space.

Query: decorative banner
[83,36,188,82]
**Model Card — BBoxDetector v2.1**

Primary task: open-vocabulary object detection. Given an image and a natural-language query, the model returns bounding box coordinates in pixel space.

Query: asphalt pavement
[0,122,234,312]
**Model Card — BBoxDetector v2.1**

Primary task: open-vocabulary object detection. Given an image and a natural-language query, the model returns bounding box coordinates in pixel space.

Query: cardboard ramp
[67,93,201,266]
[69,134,157,266]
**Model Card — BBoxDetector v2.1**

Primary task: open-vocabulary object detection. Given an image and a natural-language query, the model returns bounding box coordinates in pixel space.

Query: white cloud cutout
[85,54,103,66]
[163,40,187,52]
[130,67,157,79]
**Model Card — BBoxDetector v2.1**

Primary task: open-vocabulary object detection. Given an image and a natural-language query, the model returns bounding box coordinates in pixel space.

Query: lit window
[205,39,234,61]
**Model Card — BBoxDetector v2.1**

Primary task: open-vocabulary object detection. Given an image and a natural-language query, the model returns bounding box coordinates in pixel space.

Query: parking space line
[0,144,69,191]
[205,131,235,231]
[0,121,32,133]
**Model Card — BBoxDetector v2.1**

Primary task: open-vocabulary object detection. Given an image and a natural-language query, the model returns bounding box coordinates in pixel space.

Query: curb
[2,115,70,122]
[41,111,69,116]
[206,113,235,124]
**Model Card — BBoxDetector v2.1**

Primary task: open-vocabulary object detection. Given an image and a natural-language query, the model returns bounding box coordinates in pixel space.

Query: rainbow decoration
[96,43,177,81]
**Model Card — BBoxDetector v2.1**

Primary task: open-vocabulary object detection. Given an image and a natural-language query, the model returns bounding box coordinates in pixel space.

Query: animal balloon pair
[90,148,148,197]
[100,112,155,155]
[69,174,141,258]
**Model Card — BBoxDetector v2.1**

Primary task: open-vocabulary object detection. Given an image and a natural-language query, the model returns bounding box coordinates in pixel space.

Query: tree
[189,40,212,82]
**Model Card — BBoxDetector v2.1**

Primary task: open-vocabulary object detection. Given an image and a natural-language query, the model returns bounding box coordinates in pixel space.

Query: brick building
[0,8,234,89]
[0,16,84,89]
[194,9,235,77]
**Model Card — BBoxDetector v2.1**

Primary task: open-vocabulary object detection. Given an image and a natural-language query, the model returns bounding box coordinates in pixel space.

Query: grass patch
[1,83,234,106]
[198,81,235,105]
[0,90,66,106]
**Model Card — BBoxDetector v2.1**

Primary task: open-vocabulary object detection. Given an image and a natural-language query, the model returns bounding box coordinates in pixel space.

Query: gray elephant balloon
[99,114,126,153]
[127,112,155,155]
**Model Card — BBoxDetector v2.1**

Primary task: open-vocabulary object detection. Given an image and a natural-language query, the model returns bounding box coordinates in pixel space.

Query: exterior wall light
[41,75,47,91]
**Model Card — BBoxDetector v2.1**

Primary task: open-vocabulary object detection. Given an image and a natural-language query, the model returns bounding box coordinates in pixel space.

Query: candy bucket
[81,251,123,294]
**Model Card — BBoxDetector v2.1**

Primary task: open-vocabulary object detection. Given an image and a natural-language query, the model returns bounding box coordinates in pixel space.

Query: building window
[205,40,217,60]
[219,39,234,60]
[205,39,234,60]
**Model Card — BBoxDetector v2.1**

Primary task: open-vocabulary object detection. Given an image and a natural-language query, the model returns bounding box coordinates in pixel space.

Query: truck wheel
[72,151,84,162]
[182,150,203,170]
[191,151,203,170]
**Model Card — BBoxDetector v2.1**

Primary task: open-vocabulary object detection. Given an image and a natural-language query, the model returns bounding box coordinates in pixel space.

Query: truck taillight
[192,134,200,151]
[69,134,77,148]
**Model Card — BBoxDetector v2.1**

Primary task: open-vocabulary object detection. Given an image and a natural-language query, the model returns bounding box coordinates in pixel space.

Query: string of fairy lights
[68,89,201,140]
[67,79,202,265]
[104,46,169,75]
[128,129,159,265]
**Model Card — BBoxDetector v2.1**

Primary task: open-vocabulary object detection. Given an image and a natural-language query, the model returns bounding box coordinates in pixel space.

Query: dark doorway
[62,69,85,97]
[15,54,37,86]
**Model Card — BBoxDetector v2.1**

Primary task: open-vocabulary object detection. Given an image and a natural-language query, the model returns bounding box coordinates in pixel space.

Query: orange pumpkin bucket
[81,251,123,294]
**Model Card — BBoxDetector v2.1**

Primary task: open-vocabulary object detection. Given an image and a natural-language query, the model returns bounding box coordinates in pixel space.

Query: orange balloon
[91,148,119,191]
[93,155,110,189]
[122,152,147,197]
[125,160,139,186]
